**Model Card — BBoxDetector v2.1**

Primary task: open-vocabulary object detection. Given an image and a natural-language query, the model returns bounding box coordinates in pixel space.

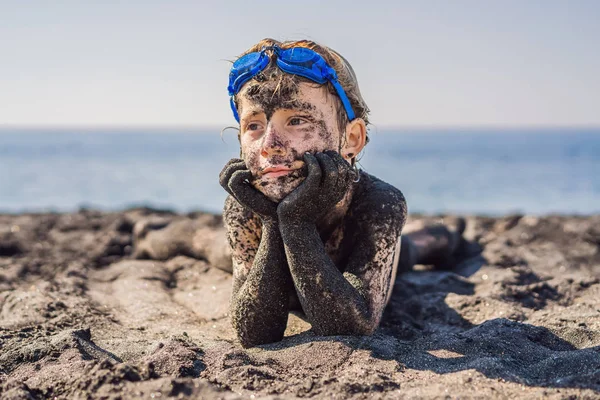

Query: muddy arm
[230,220,291,348]
[280,192,405,336]
[277,153,407,336]
[280,219,372,335]
[221,160,296,347]
[223,195,292,348]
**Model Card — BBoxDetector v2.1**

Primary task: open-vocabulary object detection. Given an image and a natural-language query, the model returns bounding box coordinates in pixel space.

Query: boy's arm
[223,195,261,297]
[278,153,407,335]
[221,160,292,348]
[226,209,291,348]
[335,188,406,330]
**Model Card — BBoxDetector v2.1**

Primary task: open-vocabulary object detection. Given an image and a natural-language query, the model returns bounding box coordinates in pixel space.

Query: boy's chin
[252,175,306,202]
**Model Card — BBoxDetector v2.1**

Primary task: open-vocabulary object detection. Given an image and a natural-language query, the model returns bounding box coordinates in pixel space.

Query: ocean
[1,128,599,215]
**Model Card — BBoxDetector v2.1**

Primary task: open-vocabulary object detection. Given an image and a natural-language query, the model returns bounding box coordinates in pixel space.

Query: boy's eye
[246,122,262,131]
[289,117,307,126]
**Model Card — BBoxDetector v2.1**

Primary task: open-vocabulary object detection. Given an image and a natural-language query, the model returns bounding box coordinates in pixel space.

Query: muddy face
[237,81,343,201]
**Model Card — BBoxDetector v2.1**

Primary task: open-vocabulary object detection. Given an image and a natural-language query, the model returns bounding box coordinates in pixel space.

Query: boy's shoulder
[350,171,407,222]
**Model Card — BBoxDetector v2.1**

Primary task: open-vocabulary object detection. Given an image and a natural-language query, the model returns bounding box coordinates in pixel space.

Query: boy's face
[237,81,343,202]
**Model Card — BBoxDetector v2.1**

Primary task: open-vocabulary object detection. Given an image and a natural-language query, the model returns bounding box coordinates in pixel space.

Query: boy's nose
[260,125,286,157]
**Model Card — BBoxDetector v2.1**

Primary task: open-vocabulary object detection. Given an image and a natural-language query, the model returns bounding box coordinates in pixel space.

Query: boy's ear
[342,118,367,161]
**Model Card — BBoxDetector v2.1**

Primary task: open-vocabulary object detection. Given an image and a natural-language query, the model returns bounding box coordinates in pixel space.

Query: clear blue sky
[1,0,598,127]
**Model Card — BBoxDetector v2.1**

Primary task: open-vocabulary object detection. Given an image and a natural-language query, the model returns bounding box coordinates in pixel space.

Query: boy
[220,39,465,348]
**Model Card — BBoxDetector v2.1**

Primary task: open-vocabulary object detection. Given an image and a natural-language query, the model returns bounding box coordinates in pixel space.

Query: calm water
[1,128,599,215]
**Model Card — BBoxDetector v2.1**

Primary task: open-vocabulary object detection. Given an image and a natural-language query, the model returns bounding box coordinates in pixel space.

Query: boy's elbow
[350,305,381,336]
[312,322,377,337]
[231,309,286,348]
[352,316,379,336]
[357,321,378,336]
[237,333,269,348]
[234,324,285,348]
[230,294,288,348]
[312,312,379,337]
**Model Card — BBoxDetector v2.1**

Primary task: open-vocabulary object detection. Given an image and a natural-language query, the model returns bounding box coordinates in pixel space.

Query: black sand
[1,209,599,399]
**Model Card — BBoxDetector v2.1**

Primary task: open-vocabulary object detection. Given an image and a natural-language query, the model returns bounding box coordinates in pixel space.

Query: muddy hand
[219,158,246,198]
[219,158,277,220]
[277,151,352,224]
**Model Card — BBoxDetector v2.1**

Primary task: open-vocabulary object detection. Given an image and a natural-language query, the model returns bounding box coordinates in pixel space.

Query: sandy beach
[1,208,599,399]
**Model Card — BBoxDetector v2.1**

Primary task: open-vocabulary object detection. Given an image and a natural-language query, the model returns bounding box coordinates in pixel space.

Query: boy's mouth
[251,163,307,200]
[261,167,296,178]
[258,160,305,179]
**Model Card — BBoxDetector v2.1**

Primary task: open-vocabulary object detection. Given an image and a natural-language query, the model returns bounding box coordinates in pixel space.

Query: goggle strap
[330,79,356,121]
[230,96,240,123]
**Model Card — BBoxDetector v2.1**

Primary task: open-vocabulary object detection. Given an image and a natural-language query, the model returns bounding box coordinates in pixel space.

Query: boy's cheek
[250,169,307,201]
[252,178,306,202]
[240,146,261,174]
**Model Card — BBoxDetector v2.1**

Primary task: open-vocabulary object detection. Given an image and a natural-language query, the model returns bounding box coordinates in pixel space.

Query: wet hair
[231,38,371,145]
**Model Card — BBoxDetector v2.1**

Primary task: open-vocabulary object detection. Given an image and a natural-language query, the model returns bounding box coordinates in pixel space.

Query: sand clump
[0,209,599,399]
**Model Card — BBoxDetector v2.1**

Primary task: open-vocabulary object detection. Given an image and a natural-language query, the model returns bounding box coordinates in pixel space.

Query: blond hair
[232,38,370,141]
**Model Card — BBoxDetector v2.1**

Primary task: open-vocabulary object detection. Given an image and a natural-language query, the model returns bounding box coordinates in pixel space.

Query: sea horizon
[3,124,600,132]
[2,127,599,216]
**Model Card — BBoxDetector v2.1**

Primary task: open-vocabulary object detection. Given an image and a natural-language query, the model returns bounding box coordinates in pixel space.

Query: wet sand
[1,209,599,399]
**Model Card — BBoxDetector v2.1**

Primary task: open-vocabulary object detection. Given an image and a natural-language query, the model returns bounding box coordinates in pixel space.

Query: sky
[1,0,599,128]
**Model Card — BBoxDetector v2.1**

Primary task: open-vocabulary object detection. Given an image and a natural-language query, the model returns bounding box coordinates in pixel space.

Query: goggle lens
[232,52,262,70]
[280,47,317,63]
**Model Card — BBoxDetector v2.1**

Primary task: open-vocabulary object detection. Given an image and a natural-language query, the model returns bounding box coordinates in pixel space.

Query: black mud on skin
[223,195,261,268]
[219,157,294,347]
[223,147,407,343]
[219,156,296,347]
[241,70,318,121]
[247,96,332,145]
[240,71,337,149]
[277,163,407,336]
[223,196,293,348]
[243,114,337,203]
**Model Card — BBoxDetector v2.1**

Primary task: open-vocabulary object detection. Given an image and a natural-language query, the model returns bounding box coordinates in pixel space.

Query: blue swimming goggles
[227,45,356,123]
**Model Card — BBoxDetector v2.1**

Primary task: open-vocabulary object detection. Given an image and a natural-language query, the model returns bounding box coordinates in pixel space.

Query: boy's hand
[277,151,352,224]
[219,158,278,221]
